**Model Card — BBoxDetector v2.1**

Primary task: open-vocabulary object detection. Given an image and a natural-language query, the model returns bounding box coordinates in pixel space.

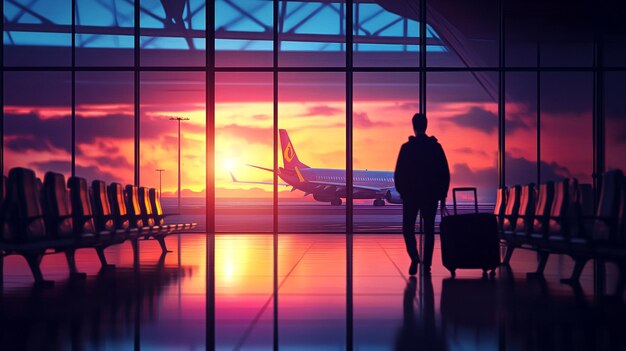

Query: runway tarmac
[163,198,495,233]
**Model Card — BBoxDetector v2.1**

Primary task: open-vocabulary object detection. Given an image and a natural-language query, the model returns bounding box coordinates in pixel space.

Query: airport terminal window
[427,0,498,68]
[505,73,538,186]
[75,72,134,185]
[1,0,624,234]
[353,0,421,67]
[353,72,419,232]
[427,72,498,205]
[605,72,626,172]
[540,72,593,184]
[278,72,346,232]
[215,72,273,232]
[140,0,206,67]
[75,0,135,66]
[3,0,72,66]
[215,0,273,67]
[278,0,346,67]
[140,72,206,230]
[3,71,72,178]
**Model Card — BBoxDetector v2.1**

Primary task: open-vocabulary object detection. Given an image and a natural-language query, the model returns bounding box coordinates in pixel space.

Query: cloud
[252,114,270,121]
[353,112,392,128]
[446,106,498,134]
[3,111,134,154]
[297,105,343,117]
[505,154,570,184]
[29,160,126,184]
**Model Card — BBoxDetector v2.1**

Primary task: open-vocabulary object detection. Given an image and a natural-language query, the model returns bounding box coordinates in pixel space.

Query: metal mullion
[134,0,140,186]
[206,0,216,349]
[498,0,505,188]
[537,42,541,186]
[5,66,626,72]
[1,0,3,177]
[419,0,426,115]
[346,0,354,348]
[71,0,76,177]
[273,0,279,349]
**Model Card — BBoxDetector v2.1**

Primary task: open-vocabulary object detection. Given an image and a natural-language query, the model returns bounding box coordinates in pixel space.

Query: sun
[223,158,236,172]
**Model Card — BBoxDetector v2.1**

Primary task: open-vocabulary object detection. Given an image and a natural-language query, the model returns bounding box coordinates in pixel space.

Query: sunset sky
[5,69,623,204]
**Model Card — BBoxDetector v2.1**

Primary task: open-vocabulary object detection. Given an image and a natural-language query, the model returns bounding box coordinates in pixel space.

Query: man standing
[394,113,450,275]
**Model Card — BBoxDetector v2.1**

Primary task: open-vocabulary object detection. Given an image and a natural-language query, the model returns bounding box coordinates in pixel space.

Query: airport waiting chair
[513,184,536,238]
[148,188,197,232]
[500,185,524,266]
[529,181,555,240]
[500,185,521,236]
[493,188,507,231]
[91,180,136,268]
[0,168,80,285]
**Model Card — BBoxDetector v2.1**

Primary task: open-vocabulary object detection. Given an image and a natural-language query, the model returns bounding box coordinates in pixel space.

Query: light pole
[169,116,189,214]
[155,169,165,197]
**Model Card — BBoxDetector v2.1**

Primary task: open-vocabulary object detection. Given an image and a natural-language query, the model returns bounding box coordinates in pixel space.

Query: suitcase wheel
[482,269,496,278]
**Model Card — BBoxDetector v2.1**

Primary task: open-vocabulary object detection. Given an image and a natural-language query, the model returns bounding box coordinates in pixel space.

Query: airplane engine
[313,193,336,203]
[385,189,403,204]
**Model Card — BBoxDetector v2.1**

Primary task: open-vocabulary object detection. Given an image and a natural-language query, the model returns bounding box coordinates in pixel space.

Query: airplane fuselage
[279,167,399,205]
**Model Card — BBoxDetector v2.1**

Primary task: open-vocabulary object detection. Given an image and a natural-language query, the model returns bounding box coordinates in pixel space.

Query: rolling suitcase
[440,187,500,277]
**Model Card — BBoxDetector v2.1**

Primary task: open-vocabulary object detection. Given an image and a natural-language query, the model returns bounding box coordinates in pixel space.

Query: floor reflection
[1,234,625,350]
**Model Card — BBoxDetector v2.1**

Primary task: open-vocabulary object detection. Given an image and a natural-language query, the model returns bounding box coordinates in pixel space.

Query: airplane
[230,129,402,206]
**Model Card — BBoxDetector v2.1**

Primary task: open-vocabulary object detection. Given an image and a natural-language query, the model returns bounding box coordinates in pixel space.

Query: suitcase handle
[452,187,479,215]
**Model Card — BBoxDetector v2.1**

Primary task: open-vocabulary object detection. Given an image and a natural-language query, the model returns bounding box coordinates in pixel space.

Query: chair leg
[96,247,115,269]
[0,253,4,287]
[614,263,626,297]
[501,244,515,266]
[131,239,140,268]
[156,236,172,253]
[65,249,87,280]
[560,257,588,285]
[25,253,54,287]
[527,251,549,279]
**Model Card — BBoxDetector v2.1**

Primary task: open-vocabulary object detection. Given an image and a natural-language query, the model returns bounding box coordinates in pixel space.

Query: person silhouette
[394,113,450,275]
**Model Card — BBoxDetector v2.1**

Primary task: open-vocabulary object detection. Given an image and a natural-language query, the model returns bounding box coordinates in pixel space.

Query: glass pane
[140,72,206,231]
[215,0,273,67]
[75,0,135,66]
[605,72,626,172]
[140,0,206,66]
[278,0,345,67]
[427,72,498,206]
[278,72,346,232]
[75,72,134,184]
[504,2,539,67]
[353,1,421,67]
[216,72,273,232]
[505,73,537,186]
[540,73,592,183]
[3,72,71,178]
[3,0,72,66]
[353,72,419,232]
[427,0,498,68]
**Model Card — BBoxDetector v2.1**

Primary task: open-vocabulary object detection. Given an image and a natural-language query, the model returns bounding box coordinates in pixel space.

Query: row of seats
[0,167,196,286]
[495,169,626,287]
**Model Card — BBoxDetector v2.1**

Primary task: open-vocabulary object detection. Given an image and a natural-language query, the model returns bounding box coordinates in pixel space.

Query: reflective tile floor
[2,234,626,350]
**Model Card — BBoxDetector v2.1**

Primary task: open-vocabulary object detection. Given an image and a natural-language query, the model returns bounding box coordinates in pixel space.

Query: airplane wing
[230,172,289,186]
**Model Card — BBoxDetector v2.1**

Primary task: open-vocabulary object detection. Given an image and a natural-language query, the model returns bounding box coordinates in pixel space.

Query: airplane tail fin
[279,129,310,170]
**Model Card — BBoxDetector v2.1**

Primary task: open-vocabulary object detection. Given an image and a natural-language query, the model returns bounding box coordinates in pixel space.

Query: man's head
[412,113,427,135]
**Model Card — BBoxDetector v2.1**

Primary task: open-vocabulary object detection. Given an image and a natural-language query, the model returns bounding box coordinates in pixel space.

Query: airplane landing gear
[373,198,386,206]
[331,198,343,206]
